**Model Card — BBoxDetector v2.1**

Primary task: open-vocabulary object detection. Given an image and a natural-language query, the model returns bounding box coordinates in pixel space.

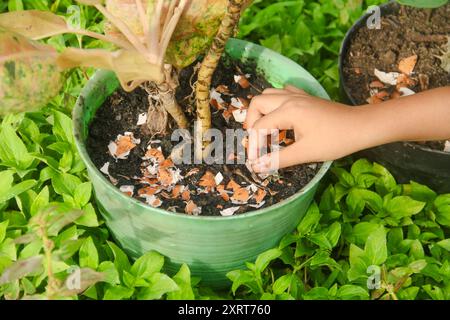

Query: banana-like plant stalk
[195,0,246,148]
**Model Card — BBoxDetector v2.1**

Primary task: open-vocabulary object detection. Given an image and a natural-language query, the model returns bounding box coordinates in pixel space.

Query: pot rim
[338,1,450,156]
[73,38,333,221]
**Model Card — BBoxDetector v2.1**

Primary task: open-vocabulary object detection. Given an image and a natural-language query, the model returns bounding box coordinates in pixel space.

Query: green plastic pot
[73,38,332,287]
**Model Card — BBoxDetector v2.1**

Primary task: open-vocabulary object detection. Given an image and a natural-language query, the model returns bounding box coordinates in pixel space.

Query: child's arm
[246,86,450,173]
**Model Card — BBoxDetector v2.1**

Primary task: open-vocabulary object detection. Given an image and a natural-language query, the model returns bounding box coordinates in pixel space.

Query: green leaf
[272,274,292,295]
[8,0,24,11]
[98,261,120,285]
[255,248,282,273]
[385,196,425,219]
[0,180,37,204]
[76,203,99,227]
[396,0,448,9]
[30,186,49,216]
[435,194,450,227]
[302,287,330,300]
[410,239,425,259]
[297,202,321,236]
[107,241,131,274]
[79,237,99,270]
[350,159,373,177]
[336,285,369,300]
[408,181,437,203]
[167,264,194,300]
[51,172,82,196]
[437,239,450,252]
[0,123,34,170]
[365,227,387,266]
[352,222,380,247]
[373,163,397,195]
[137,273,179,300]
[131,251,164,280]
[0,170,14,197]
[332,167,355,188]
[227,269,259,295]
[104,285,134,300]
[422,284,445,300]
[325,222,341,248]
[397,286,420,300]
[0,220,8,244]
[52,111,74,145]
[74,182,92,208]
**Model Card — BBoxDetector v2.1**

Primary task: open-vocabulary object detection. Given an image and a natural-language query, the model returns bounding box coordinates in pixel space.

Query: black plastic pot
[338,1,450,193]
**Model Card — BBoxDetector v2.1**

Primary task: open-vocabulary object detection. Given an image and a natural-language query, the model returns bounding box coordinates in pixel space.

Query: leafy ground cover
[0,0,448,300]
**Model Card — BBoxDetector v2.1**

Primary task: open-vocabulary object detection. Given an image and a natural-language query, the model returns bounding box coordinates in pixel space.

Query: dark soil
[87,56,320,216]
[343,3,450,151]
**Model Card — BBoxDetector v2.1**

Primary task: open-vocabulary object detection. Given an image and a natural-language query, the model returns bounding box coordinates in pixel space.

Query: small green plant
[227,159,450,300]
[396,0,449,8]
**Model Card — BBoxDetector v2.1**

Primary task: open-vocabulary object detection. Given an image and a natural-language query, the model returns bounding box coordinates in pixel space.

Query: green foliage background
[0,0,449,300]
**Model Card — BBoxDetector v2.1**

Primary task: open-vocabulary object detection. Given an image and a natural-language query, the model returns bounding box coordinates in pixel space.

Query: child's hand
[246,86,361,173]
[246,86,450,173]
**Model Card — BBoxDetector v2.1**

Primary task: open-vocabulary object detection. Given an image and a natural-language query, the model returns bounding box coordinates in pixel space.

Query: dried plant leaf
[0,10,71,40]
[0,10,131,49]
[56,48,164,89]
[0,29,62,115]
[0,256,43,285]
[58,268,105,297]
[105,0,251,69]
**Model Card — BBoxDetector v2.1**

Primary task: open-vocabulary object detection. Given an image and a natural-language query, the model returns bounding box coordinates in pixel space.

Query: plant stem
[157,82,189,130]
[195,0,245,149]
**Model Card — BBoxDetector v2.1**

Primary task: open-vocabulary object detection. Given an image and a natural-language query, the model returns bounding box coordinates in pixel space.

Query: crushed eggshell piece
[199,171,217,188]
[249,201,266,209]
[220,207,240,217]
[185,200,201,215]
[185,168,200,177]
[232,188,250,204]
[215,172,224,185]
[230,97,245,109]
[398,54,418,75]
[444,141,450,153]
[138,186,159,197]
[119,185,135,197]
[158,168,174,186]
[254,188,267,204]
[172,185,184,198]
[100,162,110,175]
[232,109,247,123]
[210,89,226,110]
[144,148,165,162]
[181,189,191,201]
[234,74,250,89]
[217,184,231,201]
[144,195,162,208]
[374,69,400,86]
[226,179,241,192]
[399,87,416,96]
[109,132,140,160]
[137,113,148,126]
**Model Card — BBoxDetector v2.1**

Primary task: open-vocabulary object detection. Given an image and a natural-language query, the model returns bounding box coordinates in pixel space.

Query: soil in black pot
[86,55,320,217]
[342,3,450,151]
